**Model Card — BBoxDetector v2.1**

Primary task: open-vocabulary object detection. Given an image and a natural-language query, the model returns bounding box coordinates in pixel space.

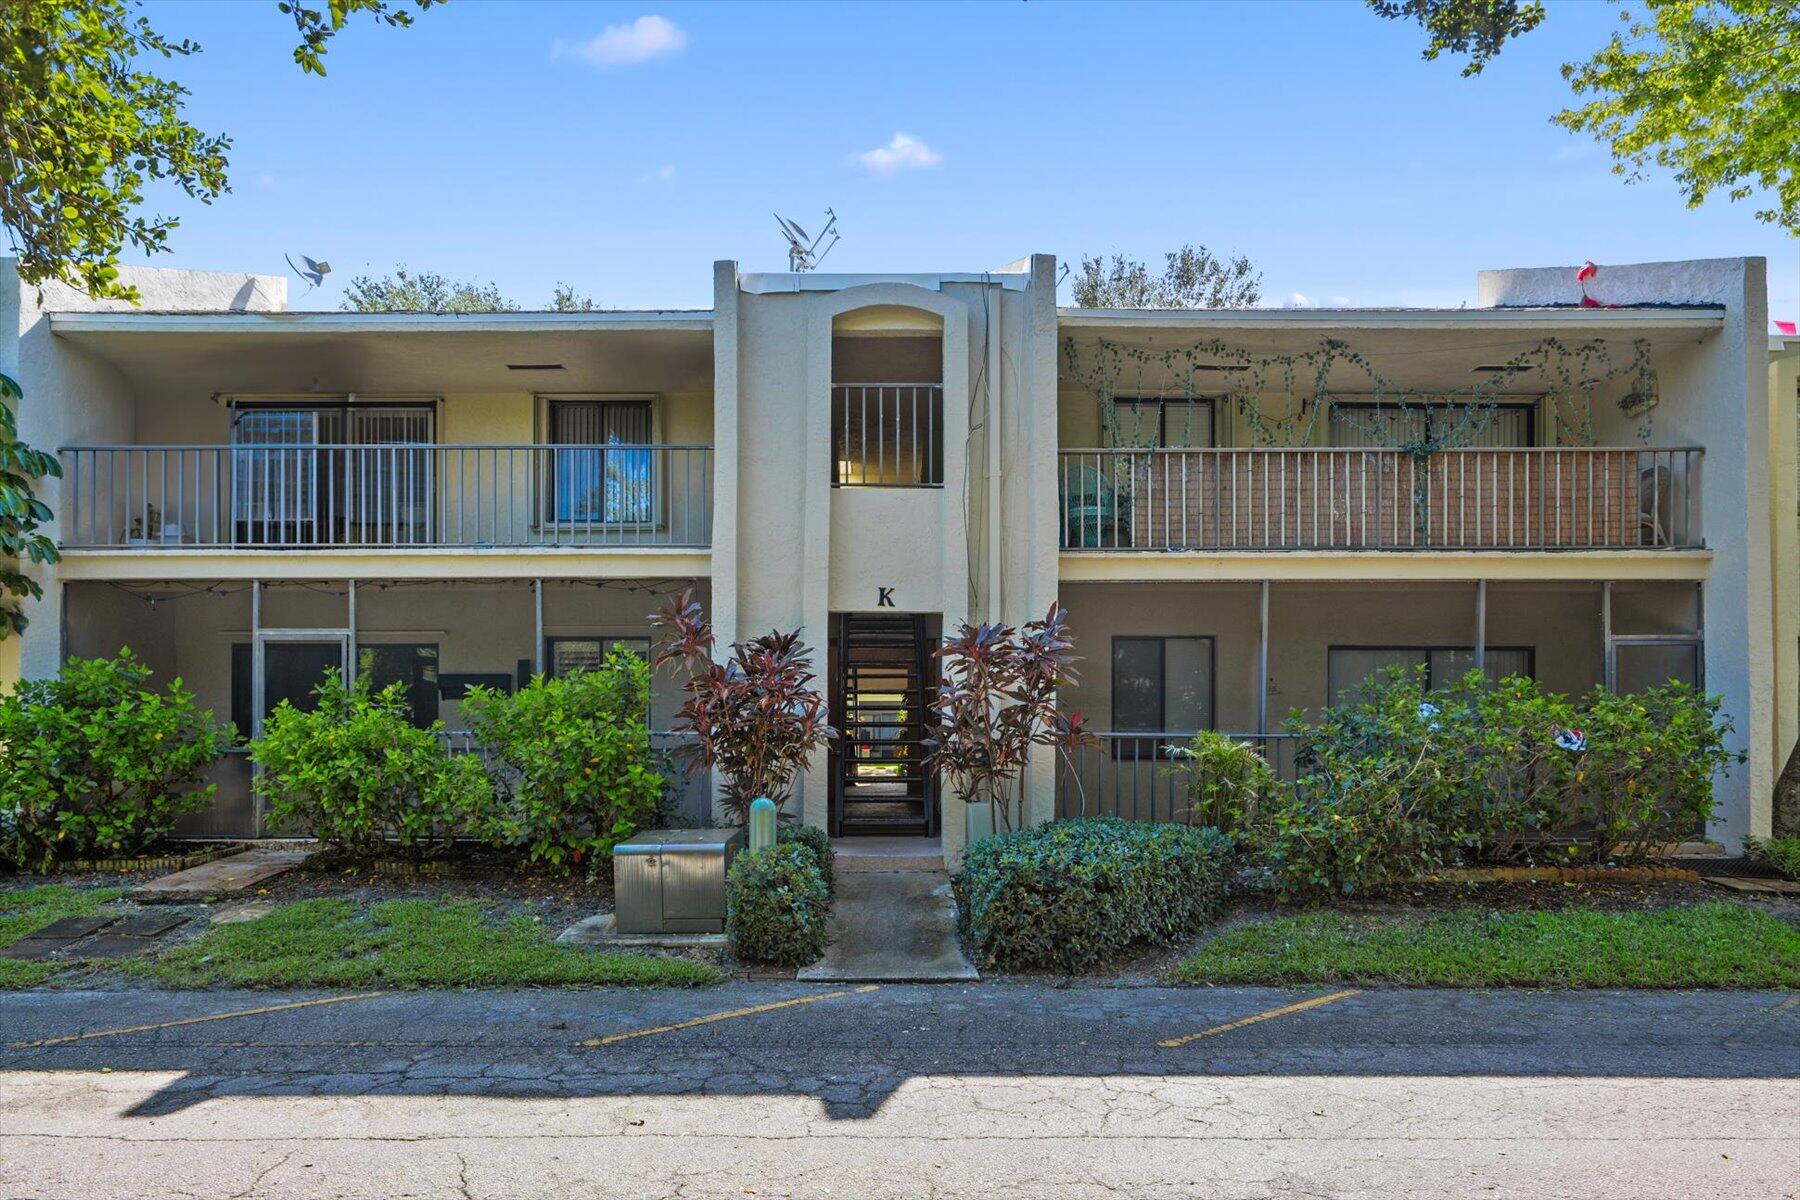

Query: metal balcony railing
[831,383,944,487]
[57,443,713,549]
[1058,446,1703,552]
[1054,731,1305,826]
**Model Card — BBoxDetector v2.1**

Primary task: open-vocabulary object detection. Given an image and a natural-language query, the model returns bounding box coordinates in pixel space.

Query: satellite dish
[285,253,332,291]
[773,209,840,272]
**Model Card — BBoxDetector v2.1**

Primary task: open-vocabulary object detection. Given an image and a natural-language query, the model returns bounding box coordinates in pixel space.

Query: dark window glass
[360,644,440,726]
[1112,636,1215,732]
[546,637,651,678]
[1327,646,1534,705]
[230,641,345,737]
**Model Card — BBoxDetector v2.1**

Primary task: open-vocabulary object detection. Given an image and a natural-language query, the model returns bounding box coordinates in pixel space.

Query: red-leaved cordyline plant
[926,602,1095,832]
[651,590,837,823]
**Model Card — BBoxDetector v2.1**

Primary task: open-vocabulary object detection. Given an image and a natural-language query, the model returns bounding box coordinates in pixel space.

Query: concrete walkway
[127,848,309,902]
[798,870,979,982]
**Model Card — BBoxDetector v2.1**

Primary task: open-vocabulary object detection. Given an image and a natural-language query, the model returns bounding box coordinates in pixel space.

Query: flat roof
[1056,305,1726,333]
[48,309,714,335]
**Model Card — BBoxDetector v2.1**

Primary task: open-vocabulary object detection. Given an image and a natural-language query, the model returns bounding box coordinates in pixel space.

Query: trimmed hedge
[956,817,1234,973]
[777,822,836,898]
[725,844,831,966]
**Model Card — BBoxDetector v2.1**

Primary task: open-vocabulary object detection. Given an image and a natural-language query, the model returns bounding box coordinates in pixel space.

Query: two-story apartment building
[3,253,1790,867]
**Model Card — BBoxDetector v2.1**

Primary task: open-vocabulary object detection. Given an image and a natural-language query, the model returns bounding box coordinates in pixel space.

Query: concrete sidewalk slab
[129,849,310,902]
[832,837,943,873]
[798,870,978,982]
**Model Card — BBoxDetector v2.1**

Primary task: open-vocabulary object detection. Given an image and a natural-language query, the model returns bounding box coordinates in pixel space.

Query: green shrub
[956,817,1234,973]
[0,651,228,870]
[1289,668,1737,869]
[251,669,489,856]
[463,649,666,872]
[1745,836,1800,880]
[1164,729,1275,830]
[1569,683,1738,862]
[725,843,830,966]
[777,822,836,897]
[1244,762,1451,902]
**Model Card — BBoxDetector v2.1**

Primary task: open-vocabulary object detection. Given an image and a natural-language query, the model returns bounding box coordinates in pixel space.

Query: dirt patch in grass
[128,897,722,990]
[257,851,615,935]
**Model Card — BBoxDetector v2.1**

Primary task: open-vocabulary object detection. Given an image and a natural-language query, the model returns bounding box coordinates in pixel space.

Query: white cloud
[555,15,686,68]
[1283,292,1310,309]
[637,164,677,184]
[851,132,943,175]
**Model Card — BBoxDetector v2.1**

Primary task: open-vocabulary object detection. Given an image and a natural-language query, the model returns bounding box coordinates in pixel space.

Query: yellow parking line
[1159,989,1361,1049]
[9,991,387,1050]
[582,985,880,1047]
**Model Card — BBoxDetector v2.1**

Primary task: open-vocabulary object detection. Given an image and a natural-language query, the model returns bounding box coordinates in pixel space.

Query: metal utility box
[613,828,745,934]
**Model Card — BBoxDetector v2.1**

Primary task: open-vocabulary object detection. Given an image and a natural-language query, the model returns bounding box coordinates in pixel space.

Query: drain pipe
[986,281,1003,623]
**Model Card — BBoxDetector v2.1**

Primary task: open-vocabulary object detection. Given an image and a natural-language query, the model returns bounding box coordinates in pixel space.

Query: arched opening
[831,306,945,487]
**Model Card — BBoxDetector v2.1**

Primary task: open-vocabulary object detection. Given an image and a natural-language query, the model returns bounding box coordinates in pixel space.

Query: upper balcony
[39,308,717,567]
[1055,304,1725,558]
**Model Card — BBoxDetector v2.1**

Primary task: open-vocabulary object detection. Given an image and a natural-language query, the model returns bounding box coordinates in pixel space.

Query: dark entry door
[831,613,938,837]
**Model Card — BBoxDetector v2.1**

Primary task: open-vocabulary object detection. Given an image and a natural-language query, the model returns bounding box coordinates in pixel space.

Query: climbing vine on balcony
[1061,335,1660,454]
[0,372,62,640]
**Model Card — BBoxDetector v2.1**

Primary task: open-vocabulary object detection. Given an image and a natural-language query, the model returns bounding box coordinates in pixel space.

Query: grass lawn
[1165,902,1800,988]
[131,898,724,989]
[0,886,127,988]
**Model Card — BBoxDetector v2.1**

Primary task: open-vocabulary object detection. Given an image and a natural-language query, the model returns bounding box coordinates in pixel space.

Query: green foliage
[777,822,836,898]
[550,282,599,311]
[0,884,125,988]
[1744,836,1800,880]
[1556,1,1800,234]
[1163,729,1274,830]
[0,373,61,640]
[956,817,1234,973]
[1245,754,1452,903]
[0,1,430,301]
[1367,0,1547,76]
[1570,683,1737,862]
[462,649,666,871]
[724,844,831,967]
[1071,243,1262,309]
[1266,670,1739,888]
[1297,667,1576,864]
[1165,903,1800,988]
[340,266,520,313]
[281,0,434,76]
[250,668,488,856]
[0,651,227,870]
[139,896,722,988]
[1372,0,1800,234]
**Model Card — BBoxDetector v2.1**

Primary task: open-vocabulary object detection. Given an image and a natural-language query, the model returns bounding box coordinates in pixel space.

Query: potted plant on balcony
[651,590,836,824]
[927,602,1095,835]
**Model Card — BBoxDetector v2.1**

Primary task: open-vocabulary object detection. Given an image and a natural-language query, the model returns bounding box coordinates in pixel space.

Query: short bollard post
[748,797,777,852]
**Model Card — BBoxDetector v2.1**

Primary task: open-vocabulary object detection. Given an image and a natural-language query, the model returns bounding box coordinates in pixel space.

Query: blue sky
[143,0,1797,320]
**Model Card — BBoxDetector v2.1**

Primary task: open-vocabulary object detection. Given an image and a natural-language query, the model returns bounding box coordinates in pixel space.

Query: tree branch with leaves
[0,0,435,302]
[0,373,61,640]
[1071,244,1262,309]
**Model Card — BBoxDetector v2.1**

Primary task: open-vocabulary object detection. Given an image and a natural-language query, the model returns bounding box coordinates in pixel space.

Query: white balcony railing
[1058,446,1702,552]
[58,443,713,550]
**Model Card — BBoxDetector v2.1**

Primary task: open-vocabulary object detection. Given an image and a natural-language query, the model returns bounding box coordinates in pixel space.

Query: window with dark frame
[1110,636,1215,759]
[546,398,656,524]
[1326,645,1535,706]
[1102,397,1216,449]
[1327,401,1537,449]
[230,642,440,734]
[545,636,652,678]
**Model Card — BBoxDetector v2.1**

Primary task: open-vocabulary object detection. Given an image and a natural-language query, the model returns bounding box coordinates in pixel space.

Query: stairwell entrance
[829,612,940,837]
